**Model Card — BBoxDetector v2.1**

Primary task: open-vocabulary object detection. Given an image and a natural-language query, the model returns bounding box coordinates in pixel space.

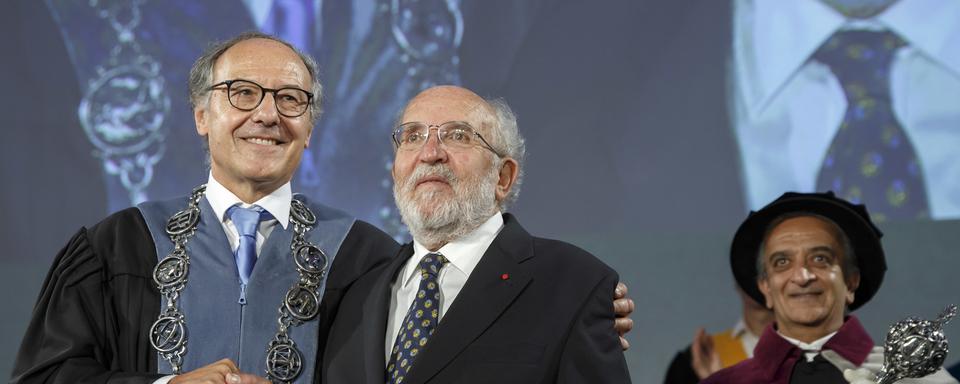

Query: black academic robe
[11,206,399,384]
[322,214,631,384]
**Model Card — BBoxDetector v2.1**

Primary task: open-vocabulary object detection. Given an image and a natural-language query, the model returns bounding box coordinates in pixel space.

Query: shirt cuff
[153,375,176,384]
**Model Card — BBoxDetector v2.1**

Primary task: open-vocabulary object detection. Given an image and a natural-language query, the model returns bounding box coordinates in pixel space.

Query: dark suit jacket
[323,214,631,383]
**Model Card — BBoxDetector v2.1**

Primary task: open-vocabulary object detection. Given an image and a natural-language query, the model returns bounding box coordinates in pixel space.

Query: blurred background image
[2,1,959,382]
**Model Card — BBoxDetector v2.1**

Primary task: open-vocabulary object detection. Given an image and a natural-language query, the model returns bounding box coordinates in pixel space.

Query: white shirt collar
[778,330,838,352]
[400,212,505,287]
[204,172,292,229]
[878,0,960,78]
[735,0,960,118]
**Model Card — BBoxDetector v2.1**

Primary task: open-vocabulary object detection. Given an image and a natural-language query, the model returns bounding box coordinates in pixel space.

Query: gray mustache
[405,164,457,188]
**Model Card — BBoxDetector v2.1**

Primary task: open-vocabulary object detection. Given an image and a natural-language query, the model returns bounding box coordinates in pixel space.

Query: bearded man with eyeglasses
[322,85,632,384]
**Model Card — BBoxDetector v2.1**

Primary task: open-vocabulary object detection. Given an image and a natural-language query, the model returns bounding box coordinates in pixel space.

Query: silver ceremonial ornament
[150,186,329,383]
[79,0,170,205]
[265,196,328,383]
[150,186,204,373]
[265,338,303,382]
[876,304,957,384]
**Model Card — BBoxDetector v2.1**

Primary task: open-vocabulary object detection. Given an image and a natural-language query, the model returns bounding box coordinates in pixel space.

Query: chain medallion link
[150,187,329,383]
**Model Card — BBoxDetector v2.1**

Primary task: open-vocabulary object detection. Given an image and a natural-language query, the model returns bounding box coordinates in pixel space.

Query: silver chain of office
[148,185,329,383]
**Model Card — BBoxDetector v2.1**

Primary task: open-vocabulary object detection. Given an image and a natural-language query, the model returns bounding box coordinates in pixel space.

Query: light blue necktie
[227,204,271,304]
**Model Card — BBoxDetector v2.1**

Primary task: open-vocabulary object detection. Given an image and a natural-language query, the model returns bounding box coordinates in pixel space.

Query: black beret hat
[731,191,886,311]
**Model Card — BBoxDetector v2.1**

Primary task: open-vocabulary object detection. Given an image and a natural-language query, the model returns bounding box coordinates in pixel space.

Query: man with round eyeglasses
[208,79,313,119]
[12,33,635,384]
[392,121,504,157]
[10,31,398,384]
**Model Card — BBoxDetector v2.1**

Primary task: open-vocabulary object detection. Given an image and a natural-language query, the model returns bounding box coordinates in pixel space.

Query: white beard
[394,161,499,249]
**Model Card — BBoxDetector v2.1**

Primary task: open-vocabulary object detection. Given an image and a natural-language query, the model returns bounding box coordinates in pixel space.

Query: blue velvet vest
[138,194,354,383]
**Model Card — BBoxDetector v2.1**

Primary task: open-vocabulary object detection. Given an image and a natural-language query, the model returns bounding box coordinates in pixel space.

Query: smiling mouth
[788,291,823,299]
[244,137,281,146]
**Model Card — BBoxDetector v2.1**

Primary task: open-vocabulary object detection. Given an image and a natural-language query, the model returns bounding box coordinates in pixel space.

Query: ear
[494,157,519,203]
[194,106,209,137]
[304,125,314,149]
[390,158,398,183]
[758,278,774,310]
[845,271,861,305]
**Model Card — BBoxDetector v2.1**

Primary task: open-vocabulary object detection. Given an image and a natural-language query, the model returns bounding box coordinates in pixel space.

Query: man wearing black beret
[703,192,956,384]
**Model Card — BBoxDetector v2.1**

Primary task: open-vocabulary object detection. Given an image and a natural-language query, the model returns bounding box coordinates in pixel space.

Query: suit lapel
[405,214,534,384]
[362,244,412,384]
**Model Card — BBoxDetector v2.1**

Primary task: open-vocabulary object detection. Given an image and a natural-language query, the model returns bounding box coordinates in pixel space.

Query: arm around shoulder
[556,270,632,383]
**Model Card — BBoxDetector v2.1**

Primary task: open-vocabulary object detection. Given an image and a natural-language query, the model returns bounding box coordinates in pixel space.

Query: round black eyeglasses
[208,79,313,118]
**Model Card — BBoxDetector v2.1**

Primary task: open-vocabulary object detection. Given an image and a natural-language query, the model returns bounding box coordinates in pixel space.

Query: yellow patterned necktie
[814,29,929,222]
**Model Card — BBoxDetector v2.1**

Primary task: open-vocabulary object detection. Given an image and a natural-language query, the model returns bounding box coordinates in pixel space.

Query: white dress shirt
[384,213,505,363]
[153,174,292,384]
[733,0,960,219]
[779,330,838,362]
[204,173,291,256]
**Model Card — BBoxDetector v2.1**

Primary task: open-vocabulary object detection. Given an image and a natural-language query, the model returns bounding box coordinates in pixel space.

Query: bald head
[401,86,498,135]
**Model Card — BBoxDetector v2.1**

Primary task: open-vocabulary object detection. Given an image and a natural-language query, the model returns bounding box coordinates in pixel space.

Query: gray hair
[483,97,526,211]
[755,212,859,283]
[188,31,323,123]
